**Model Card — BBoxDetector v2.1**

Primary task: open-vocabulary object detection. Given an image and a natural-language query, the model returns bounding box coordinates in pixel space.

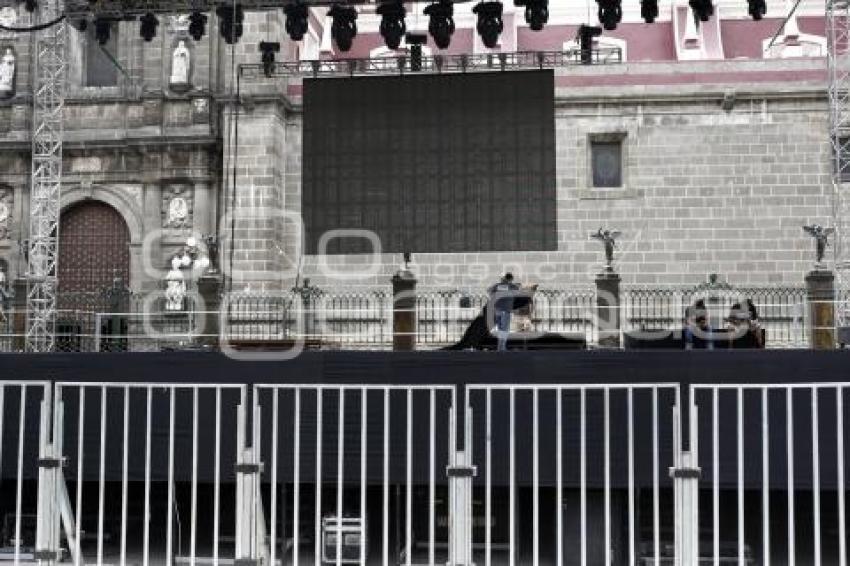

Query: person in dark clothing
[684,299,713,350]
[488,272,520,351]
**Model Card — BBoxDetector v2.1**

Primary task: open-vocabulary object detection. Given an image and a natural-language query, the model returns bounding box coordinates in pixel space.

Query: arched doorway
[57,201,131,350]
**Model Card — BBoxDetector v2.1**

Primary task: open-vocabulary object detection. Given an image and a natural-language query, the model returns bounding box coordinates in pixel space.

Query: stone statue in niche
[169,40,191,92]
[165,256,186,311]
[0,187,12,240]
[0,48,15,99]
[162,185,193,229]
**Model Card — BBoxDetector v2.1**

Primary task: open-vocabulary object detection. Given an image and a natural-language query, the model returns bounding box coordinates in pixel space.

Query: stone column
[806,269,835,350]
[197,274,221,348]
[11,277,26,351]
[392,269,417,351]
[193,180,213,236]
[595,269,621,348]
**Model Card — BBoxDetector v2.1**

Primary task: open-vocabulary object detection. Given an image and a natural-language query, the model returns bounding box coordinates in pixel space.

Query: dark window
[591,140,623,188]
[85,22,118,87]
[836,136,850,182]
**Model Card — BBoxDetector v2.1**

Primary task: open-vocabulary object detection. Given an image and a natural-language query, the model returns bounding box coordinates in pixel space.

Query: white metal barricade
[0,382,51,565]
[46,382,247,566]
[252,384,457,566]
[466,384,682,566]
[690,383,850,566]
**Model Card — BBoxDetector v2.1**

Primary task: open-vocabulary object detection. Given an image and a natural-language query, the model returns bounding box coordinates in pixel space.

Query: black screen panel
[302,71,557,254]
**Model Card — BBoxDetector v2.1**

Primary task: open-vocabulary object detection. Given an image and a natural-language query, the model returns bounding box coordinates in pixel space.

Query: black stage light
[640,0,658,23]
[139,12,159,42]
[259,41,280,77]
[284,1,309,41]
[473,1,503,49]
[516,0,548,31]
[578,24,601,65]
[217,4,244,44]
[328,4,358,52]
[94,18,112,45]
[747,0,766,20]
[189,11,207,41]
[596,0,622,30]
[689,0,713,22]
[21,0,36,13]
[424,0,455,49]
[71,18,88,32]
[377,0,406,50]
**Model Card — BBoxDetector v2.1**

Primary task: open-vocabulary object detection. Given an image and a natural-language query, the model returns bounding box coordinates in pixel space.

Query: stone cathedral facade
[0,0,834,311]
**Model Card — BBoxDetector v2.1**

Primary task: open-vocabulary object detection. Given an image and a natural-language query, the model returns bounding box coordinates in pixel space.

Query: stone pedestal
[595,269,621,348]
[197,274,222,348]
[392,269,417,351]
[805,269,835,350]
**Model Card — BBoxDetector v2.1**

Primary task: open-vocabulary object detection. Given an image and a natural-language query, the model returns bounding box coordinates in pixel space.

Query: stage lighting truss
[238,47,623,80]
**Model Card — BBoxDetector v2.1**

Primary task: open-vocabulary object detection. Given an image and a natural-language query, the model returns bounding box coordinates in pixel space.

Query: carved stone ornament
[162,185,193,229]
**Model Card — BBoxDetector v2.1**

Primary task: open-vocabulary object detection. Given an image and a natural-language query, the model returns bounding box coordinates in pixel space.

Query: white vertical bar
[383,388,389,566]
[428,389,435,566]
[166,387,175,566]
[76,388,85,566]
[121,387,129,566]
[788,387,795,566]
[14,386,24,565]
[713,387,720,566]
[812,387,821,566]
[604,388,611,566]
[762,388,770,566]
[97,386,107,566]
[270,390,279,566]
[191,387,199,566]
[405,389,412,566]
[143,388,152,566]
[533,388,540,566]
[213,388,221,566]
[653,387,659,566]
[556,388,563,566]
[737,388,744,566]
[315,388,323,566]
[628,387,635,566]
[361,389,367,566]
[509,388,515,566]
[294,389,301,566]
[485,388,492,566]
[838,386,846,566]
[337,389,345,566]
[580,388,587,566]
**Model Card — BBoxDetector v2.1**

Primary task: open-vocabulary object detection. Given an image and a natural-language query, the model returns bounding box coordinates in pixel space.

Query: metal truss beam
[26,0,66,352]
[66,0,371,18]
[828,0,850,333]
[239,48,623,80]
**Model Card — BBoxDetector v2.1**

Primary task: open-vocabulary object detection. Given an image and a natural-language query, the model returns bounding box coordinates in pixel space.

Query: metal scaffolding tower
[25,0,66,352]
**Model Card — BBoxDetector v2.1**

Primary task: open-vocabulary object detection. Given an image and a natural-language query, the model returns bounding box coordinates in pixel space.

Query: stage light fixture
[217,4,244,44]
[328,4,358,52]
[423,0,455,49]
[747,0,766,20]
[22,0,36,12]
[516,0,548,31]
[473,1,503,49]
[689,0,713,22]
[284,1,309,41]
[189,11,207,41]
[407,32,427,71]
[578,24,601,65]
[640,0,658,23]
[596,0,622,30]
[259,41,280,77]
[139,12,159,42]
[377,0,406,50]
[94,18,112,45]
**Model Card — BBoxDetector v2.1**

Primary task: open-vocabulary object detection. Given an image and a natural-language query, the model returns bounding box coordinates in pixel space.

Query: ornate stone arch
[60,183,144,245]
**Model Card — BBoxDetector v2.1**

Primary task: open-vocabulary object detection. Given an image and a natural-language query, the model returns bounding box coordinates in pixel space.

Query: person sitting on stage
[488,272,520,351]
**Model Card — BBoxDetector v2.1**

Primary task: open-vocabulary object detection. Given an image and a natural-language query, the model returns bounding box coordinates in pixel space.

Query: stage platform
[2,349,848,387]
